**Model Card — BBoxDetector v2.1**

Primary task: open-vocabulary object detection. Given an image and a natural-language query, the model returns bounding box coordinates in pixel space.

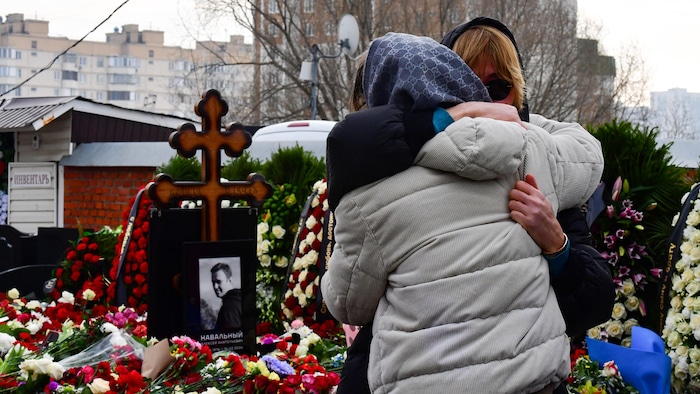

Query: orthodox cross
[146,89,273,241]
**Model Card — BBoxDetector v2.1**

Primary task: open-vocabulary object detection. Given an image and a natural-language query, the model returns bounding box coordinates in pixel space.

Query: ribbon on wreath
[586,326,671,394]
[114,187,147,306]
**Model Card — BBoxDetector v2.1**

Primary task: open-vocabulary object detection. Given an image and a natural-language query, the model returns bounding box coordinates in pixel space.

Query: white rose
[259,254,271,267]
[690,314,700,330]
[295,345,309,357]
[274,256,288,268]
[58,291,75,305]
[587,325,602,339]
[282,307,292,320]
[304,231,316,245]
[692,246,700,262]
[681,241,694,255]
[100,322,119,335]
[689,362,700,377]
[624,296,640,312]
[611,302,627,320]
[623,318,638,335]
[683,268,696,283]
[259,240,271,254]
[82,289,96,301]
[298,270,308,282]
[678,345,690,358]
[620,279,635,297]
[688,281,700,297]
[271,225,286,239]
[203,388,222,394]
[298,293,307,307]
[6,288,19,300]
[305,215,318,230]
[605,320,624,339]
[292,257,303,271]
[691,229,700,244]
[25,300,41,310]
[305,283,315,298]
[322,199,329,211]
[0,332,16,353]
[672,296,684,311]
[26,321,43,335]
[306,333,321,345]
[20,355,66,380]
[668,330,683,347]
[311,195,320,208]
[257,222,270,235]
[678,321,693,335]
[688,211,700,227]
[109,333,127,347]
[620,337,632,348]
[220,200,231,208]
[672,213,680,227]
[690,347,700,363]
[87,378,111,394]
[292,284,303,297]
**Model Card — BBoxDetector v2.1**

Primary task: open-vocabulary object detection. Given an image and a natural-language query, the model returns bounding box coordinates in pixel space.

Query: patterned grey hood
[363,32,491,111]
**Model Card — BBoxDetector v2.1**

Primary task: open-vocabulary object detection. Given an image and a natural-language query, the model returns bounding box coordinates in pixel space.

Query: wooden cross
[146,89,273,241]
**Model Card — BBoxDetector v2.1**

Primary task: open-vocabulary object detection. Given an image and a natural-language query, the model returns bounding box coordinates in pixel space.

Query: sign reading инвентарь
[11,172,52,188]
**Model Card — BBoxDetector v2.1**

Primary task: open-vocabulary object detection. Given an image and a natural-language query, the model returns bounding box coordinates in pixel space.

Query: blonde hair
[451,25,525,110]
[350,51,368,112]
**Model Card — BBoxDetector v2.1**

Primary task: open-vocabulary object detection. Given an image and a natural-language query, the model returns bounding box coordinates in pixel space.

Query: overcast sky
[8,0,700,96]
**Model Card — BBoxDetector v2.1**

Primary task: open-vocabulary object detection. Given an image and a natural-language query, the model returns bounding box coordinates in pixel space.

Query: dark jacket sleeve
[326,105,434,210]
[552,207,616,337]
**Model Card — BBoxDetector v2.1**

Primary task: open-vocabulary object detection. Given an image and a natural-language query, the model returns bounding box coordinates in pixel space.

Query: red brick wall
[63,167,154,230]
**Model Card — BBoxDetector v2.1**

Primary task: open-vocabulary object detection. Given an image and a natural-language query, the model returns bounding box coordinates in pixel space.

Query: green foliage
[221,151,263,181]
[590,120,690,257]
[155,156,201,181]
[259,145,326,201]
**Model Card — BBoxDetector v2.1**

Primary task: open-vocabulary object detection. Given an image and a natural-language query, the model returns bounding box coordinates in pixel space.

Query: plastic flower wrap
[588,177,660,346]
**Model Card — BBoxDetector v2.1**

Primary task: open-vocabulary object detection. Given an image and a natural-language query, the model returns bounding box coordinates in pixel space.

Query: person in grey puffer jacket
[321,32,604,394]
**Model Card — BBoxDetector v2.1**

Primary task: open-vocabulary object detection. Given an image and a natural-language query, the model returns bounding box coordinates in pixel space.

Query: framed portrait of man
[183,240,256,354]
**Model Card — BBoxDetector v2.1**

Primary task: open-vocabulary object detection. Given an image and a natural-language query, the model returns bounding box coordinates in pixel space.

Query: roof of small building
[58,141,179,167]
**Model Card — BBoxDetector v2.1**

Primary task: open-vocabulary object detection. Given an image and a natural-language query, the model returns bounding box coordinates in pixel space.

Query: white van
[247,120,337,161]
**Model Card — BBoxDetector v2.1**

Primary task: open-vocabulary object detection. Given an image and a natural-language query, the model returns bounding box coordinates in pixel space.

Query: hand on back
[446,101,525,129]
[508,174,566,254]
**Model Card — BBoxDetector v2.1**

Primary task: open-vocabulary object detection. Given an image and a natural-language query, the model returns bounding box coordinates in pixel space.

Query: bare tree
[653,90,693,139]
[193,0,648,126]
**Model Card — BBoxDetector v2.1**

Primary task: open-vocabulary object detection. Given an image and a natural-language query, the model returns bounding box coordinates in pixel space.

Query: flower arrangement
[106,186,152,313]
[0,289,344,394]
[587,177,662,346]
[662,183,700,392]
[566,348,639,394]
[256,183,301,328]
[282,179,329,327]
[50,227,120,305]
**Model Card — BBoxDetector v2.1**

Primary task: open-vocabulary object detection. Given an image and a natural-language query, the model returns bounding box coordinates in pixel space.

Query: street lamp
[299,14,358,120]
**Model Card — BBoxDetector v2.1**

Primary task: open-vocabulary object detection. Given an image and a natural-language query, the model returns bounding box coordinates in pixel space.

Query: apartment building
[0,13,254,121]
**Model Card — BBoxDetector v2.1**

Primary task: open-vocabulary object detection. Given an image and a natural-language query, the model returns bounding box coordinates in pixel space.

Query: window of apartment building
[96,92,104,100]
[109,73,137,84]
[108,56,140,68]
[303,0,314,13]
[148,77,154,81]
[15,51,20,60]
[54,89,60,96]
[97,75,105,84]
[268,0,279,13]
[107,91,134,101]
[31,52,36,56]
[324,22,334,36]
[54,71,61,80]
[0,48,14,58]
[79,57,88,66]
[64,53,77,64]
[31,41,37,49]
[0,67,18,77]
[62,70,78,81]
[148,49,154,58]
[97,57,104,67]
[305,23,314,37]
[79,74,87,83]
[30,87,36,92]
[268,23,279,37]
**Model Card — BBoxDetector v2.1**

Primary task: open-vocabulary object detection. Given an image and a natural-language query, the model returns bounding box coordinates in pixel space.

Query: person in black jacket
[329,17,615,394]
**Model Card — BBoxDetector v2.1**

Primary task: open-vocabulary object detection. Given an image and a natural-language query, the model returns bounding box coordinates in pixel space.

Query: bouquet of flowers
[50,227,120,305]
[588,177,662,346]
[566,348,639,394]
